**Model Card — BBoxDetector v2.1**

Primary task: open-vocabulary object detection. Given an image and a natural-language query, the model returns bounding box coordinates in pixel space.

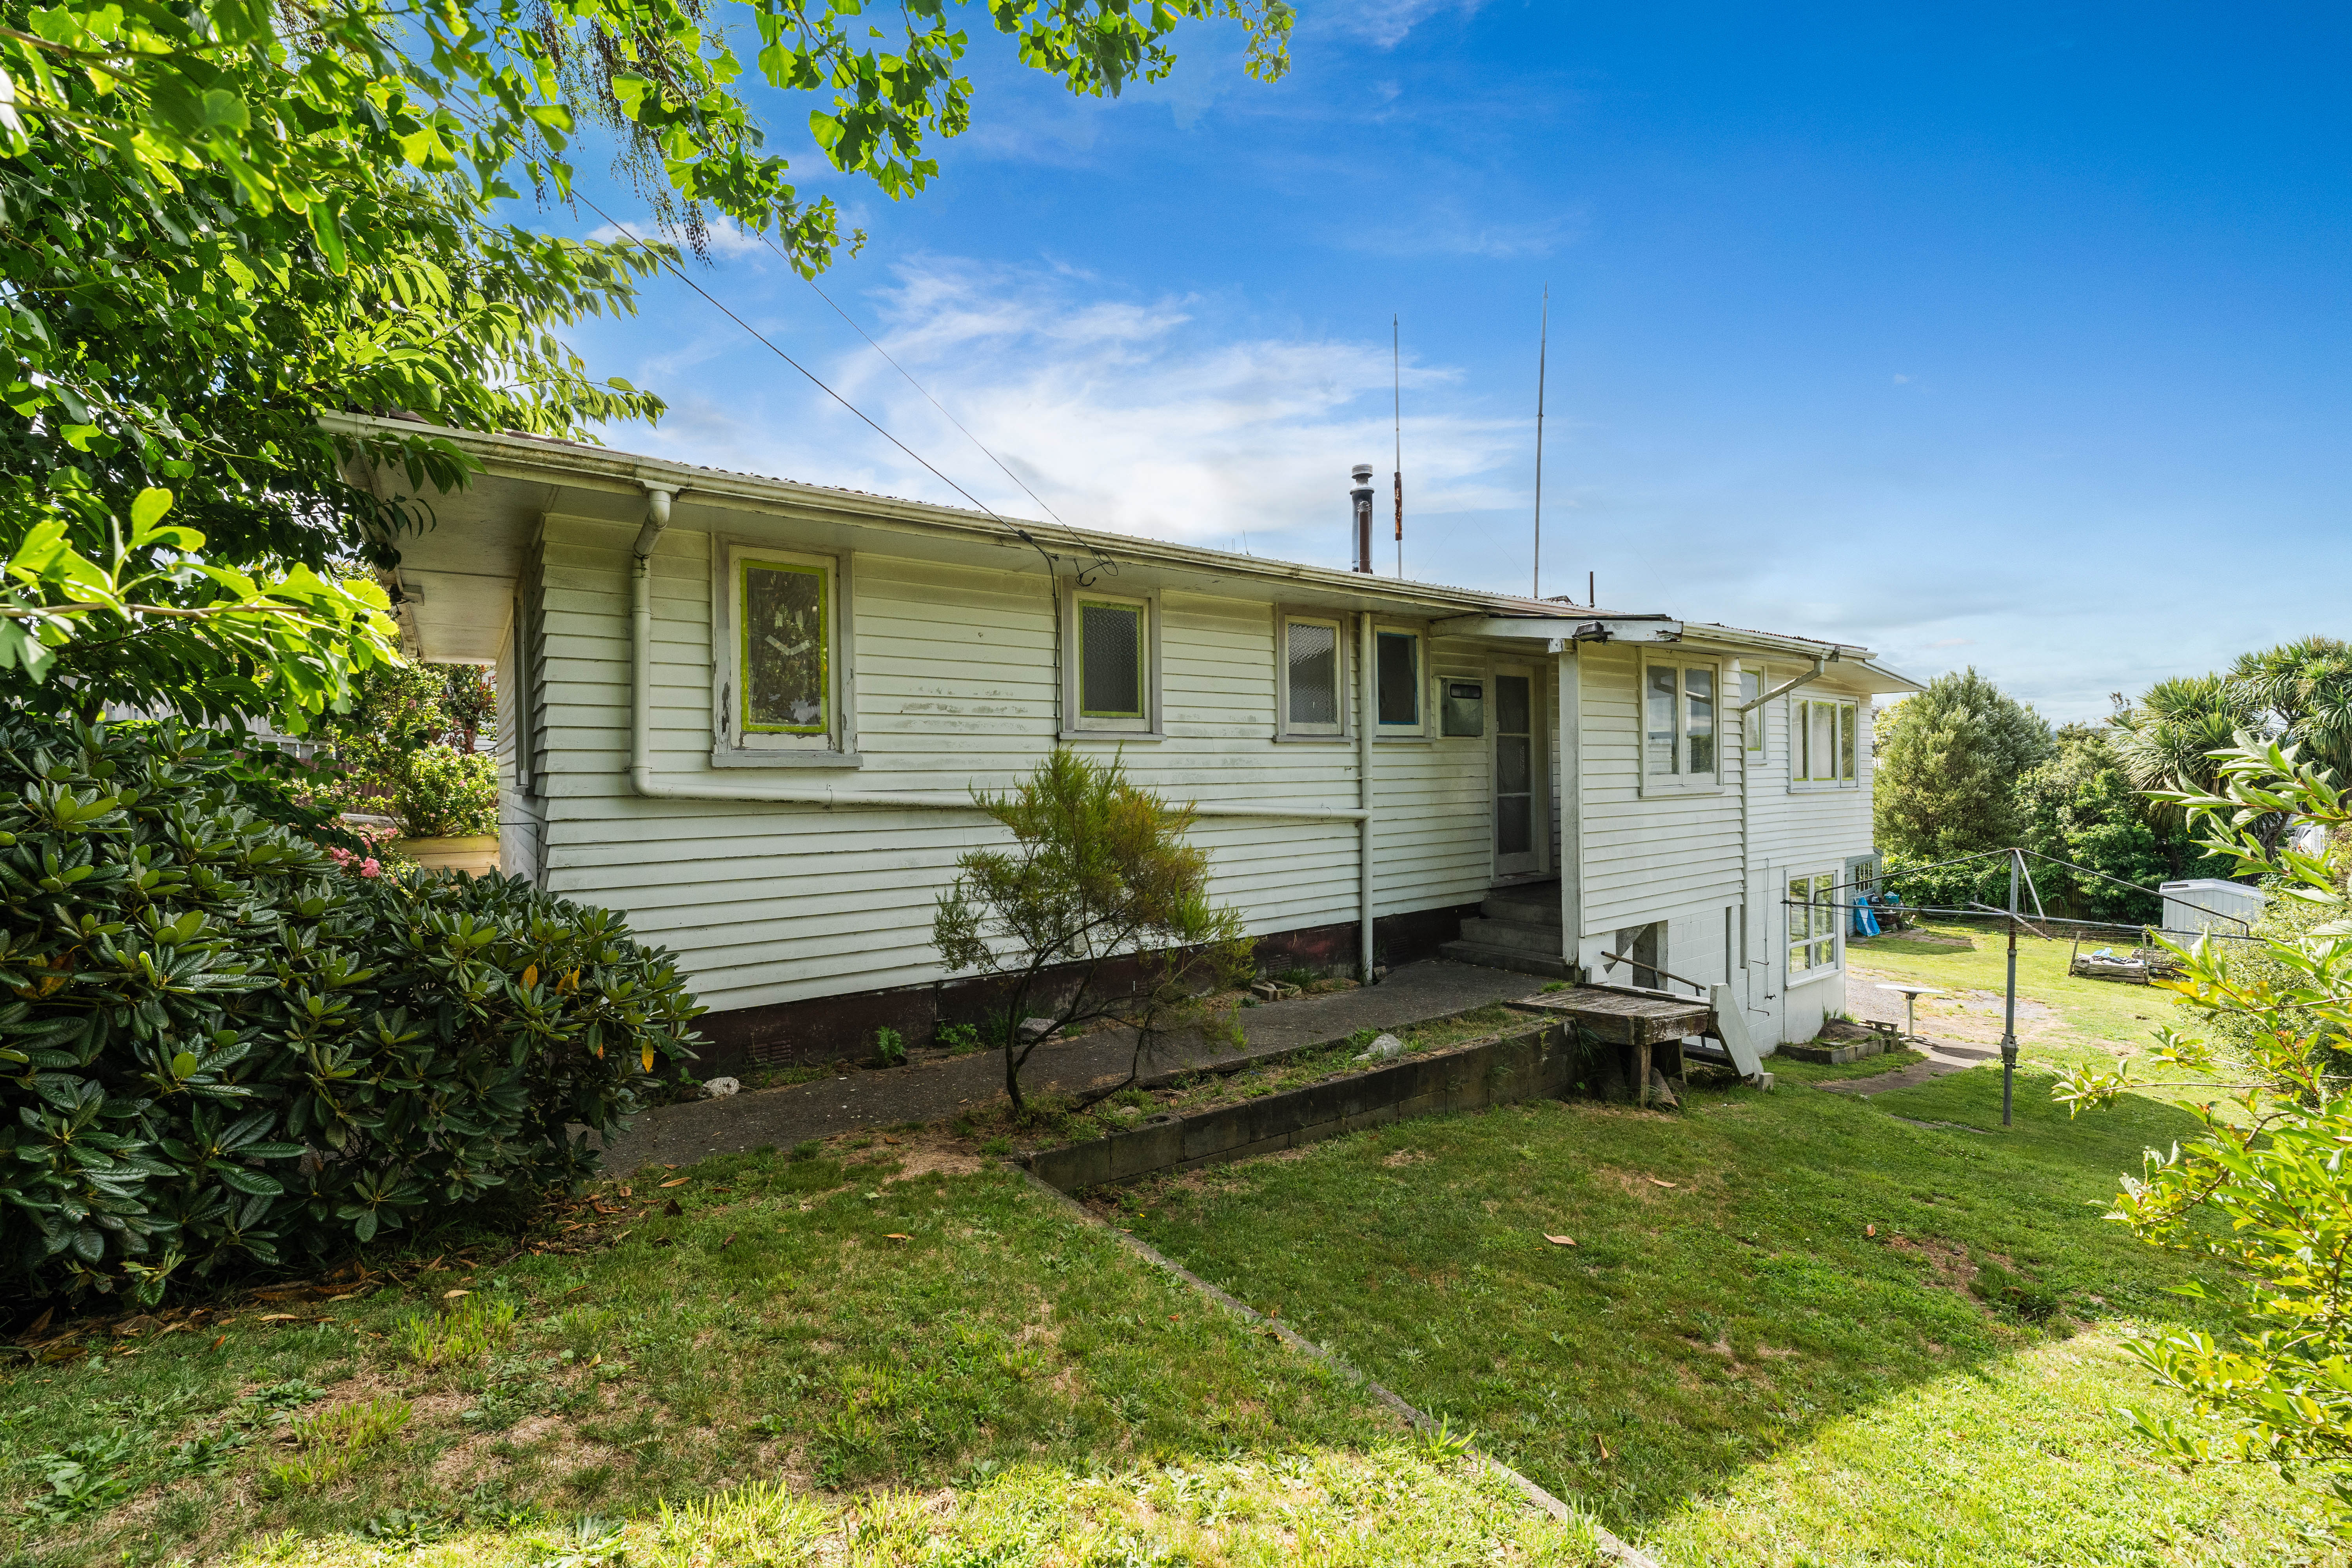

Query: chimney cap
[1350,463,1375,485]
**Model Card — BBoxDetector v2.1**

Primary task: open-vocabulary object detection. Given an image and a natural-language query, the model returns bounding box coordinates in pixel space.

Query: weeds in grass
[397,1291,520,1365]
[936,1021,984,1055]
[24,1430,141,1522]
[261,1396,412,1494]
[874,1026,906,1065]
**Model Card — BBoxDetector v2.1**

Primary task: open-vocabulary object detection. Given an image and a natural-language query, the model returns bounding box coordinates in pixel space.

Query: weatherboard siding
[522,514,1503,1014]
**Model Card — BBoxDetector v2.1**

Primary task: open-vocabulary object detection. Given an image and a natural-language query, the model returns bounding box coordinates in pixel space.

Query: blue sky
[550,2,2351,721]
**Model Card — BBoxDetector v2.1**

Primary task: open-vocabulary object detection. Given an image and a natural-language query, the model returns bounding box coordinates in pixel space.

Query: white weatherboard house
[351,416,1921,1070]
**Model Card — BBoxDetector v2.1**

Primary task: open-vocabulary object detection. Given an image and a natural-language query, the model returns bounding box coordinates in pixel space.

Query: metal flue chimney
[1350,463,1375,573]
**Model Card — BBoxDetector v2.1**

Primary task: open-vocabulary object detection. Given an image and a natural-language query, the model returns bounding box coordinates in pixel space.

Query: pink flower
[359,858,381,878]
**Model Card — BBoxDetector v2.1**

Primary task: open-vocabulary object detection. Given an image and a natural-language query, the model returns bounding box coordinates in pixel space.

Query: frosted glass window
[1287,620,1339,728]
[1080,601,1145,718]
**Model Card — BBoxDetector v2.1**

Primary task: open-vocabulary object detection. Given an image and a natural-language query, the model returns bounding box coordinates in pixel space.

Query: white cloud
[586,216,770,261]
[1327,0,1486,50]
[624,257,1530,559]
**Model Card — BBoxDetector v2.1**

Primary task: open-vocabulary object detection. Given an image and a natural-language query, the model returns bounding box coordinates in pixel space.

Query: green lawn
[1848,921,2190,1074]
[1118,1065,2343,1566]
[1,1145,1599,1565]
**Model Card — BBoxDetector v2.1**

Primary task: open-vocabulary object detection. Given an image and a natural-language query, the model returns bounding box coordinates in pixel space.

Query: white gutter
[1358,611,1377,982]
[623,485,1370,833]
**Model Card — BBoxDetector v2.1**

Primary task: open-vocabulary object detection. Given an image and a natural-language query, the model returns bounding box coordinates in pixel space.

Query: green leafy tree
[932,751,1253,1112]
[2231,637,2352,786]
[0,0,1292,726]
[1875,668,2055,862]
[2109,674,2266,804]
[2017,724,2225,922]
[2056,741,2352,1515]
[303,660,498,834]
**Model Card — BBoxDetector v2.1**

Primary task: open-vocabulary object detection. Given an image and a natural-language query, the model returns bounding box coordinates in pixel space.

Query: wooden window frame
[1786,868,1843,982]
[1275,608,1352,742]
[710,537,859,768]
[1059,582,1163,741]
[1637,653,1724,795]
[1739,662,1766,753]
[1789,695,1862,791]
[1373,624,1428,739]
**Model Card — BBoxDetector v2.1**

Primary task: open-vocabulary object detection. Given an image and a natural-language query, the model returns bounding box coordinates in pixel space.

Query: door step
[1438,940,1574,980]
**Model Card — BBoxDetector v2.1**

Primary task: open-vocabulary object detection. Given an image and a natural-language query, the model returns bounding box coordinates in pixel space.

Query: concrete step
[1457,916,1567,956]
[1480,893,1563,928]
[1439,939,1574,980]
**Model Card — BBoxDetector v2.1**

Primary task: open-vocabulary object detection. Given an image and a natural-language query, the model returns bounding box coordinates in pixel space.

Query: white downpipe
[623,483,1367,826]
[1358,611,1377,982]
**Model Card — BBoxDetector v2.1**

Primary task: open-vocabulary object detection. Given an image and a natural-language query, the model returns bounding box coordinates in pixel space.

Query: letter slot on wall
[1440,679,1486,737]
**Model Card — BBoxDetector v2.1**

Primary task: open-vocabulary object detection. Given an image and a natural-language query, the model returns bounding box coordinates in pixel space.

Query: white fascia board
[1430,614,1682,643]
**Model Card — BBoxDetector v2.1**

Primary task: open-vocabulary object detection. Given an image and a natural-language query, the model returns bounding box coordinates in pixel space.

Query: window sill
[1058,728,1163,743]
[1787,965,1843,986]
[710,748,862,769]
[1375,733,1433,744]
[1639,779,1726,797]
[1787,781,1862,794]
[1274,732,1354,744]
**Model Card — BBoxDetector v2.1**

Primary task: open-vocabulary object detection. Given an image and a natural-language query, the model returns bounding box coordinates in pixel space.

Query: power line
[779,240,1076,535]
[574,196,1096,581]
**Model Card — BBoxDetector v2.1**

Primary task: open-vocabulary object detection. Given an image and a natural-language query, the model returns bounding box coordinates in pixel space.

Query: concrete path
[602,959,1544,1172]
[1815,966,2000,1095]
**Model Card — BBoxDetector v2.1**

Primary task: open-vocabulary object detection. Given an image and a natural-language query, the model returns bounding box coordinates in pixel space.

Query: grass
[0,1145,1602,1565]
[1848,920,2192,1076]
[1116,1064,2346,1565]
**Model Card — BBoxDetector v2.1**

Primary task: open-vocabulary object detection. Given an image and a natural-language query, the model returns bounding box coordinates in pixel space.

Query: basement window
[1376,628,1425,734]
[1788,871,1841,980]
[1278,612,1348,739]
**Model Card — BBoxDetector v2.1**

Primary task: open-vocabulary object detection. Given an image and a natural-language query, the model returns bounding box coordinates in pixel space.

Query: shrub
[0,717,704,1304]
[392,744,498,838]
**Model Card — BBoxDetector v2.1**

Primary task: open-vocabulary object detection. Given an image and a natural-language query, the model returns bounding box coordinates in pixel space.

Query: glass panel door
[1494,670,1539,876]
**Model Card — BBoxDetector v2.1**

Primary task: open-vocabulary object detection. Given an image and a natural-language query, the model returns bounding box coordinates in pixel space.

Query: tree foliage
[2016,724,2226,924]
[2056,741,2352,1515]
[1875,668,2055,862]
[0,0,1291,727]
[301,660,498,835]
[932,751,1252,1112]
[0,717,702,1303]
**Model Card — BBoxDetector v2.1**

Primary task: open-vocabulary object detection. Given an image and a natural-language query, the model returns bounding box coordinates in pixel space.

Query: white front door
[1493,665,1543,877]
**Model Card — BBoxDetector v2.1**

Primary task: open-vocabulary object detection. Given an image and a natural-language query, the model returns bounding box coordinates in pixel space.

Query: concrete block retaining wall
[1026,1021,1574,1192]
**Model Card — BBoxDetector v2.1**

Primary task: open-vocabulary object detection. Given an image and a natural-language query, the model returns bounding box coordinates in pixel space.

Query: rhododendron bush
[0,719,703,1303]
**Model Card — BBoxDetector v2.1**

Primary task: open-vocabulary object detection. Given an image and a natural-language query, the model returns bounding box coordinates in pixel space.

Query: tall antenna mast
[1392,315,1404,579]
[1533,285,1549,600]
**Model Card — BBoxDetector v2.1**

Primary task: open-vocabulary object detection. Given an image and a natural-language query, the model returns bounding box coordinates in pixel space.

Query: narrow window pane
[1797,700,1811,778]
[741,561,827,732]
[1787,875,1810,971]
[1287,621,1338,726]
[1647,665,1680,774]
[1376,633,1420,726]
[1839,702,1857,780]
[1815,875,1838,947]
[1080,602,1143,717]
[1809,702,1835,781]
[1685,666,1715,774]
[1495,671,1531,736]
[1742,670,1763,751]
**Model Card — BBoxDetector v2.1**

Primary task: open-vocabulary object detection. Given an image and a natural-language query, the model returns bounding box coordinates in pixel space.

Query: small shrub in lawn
[24,1430,142,1522]
[0,717,706,1305]
[397,1292,520,1366]
[262,1396,412,1494]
